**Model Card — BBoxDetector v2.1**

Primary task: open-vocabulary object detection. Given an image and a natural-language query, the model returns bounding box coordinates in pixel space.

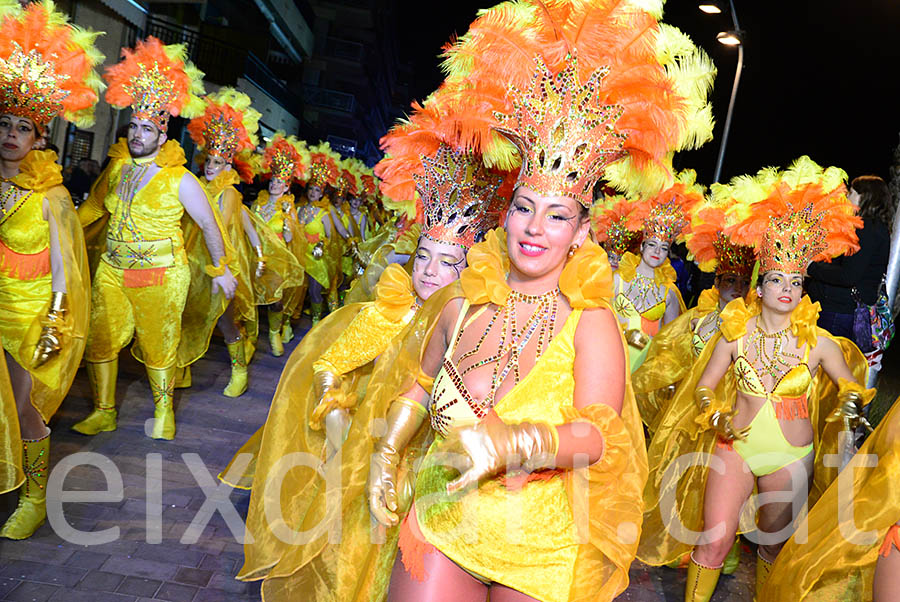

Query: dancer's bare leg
[7,352,45,439]
[387,547,488,602]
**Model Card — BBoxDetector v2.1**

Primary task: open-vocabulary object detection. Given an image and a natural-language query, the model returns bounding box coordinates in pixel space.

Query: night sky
[395,1,900,185]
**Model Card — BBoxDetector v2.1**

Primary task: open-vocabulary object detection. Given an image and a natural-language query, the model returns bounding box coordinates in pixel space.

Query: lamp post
[701,0,744,183]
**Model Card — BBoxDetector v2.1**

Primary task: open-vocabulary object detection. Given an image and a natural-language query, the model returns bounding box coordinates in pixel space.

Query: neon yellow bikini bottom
[732,399,813,476]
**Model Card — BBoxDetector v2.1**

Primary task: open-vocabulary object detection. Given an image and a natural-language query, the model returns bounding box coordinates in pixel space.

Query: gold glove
[827,390,874,433]
[312,241,325,259]
[624,328,650,350]
[444,416,559,494]
[309,368,340,430]
[254,245,266,278]
[323,407,351,462]
[32,292,65,368]
[367,397,425,527]
[694,386,750,441]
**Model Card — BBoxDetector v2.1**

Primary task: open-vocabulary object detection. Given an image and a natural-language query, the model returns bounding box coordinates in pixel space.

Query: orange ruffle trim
[123,267,166,288]
[398,510,436,582]
[460,228,613,309]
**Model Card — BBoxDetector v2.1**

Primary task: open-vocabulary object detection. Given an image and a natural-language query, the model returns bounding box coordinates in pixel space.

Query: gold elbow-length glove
[254,245,266,278]
[32,291,66,368]
[367,398,426,527]
[310,367,352,459]
[442,414,559,494]
[694,385,750,441]
[826,378,877,433]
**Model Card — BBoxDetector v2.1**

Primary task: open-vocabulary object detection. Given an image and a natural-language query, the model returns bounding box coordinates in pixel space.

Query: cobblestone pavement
[1,317,795,602]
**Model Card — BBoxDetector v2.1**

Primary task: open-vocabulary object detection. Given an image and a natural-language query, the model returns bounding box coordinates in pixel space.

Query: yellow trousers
[85,261,190,369]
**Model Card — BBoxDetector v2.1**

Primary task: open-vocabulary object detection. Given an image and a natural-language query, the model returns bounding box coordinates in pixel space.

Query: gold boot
[268,309,284,357]
[685,554,722,602]
[0,431,50,539]
[722,537,741,575]
[310,301,325,325]
[174,365,191,389]
[73,360,118,435]
[755,550,774,601]
[223,339,248,398]
[281,320,294,344]
[326,288,339,313]
[147,366,176,440]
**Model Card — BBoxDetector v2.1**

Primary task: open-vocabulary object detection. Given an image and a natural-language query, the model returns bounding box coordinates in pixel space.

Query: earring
[567,244,579,258]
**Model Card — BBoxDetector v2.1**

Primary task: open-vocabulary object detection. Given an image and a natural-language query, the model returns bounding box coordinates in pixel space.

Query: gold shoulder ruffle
[790,295,820,348]
[695,286,719,316]
[156,140,187,168]
[206,169,241,199]
[14,150,63,192]
[616,251,676,288]
[720,296,758,341]
[373,263,415,322]
[461,228,614,309]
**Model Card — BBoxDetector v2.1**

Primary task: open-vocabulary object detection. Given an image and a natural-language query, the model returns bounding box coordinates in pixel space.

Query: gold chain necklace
[457,288,560,411]
[625,272,663,311]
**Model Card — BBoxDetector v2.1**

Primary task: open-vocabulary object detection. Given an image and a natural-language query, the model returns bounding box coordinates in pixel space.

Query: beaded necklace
[0,182,29,224]
[747,324,802,380]
[112,160,153,240]
[624,272,664,312]
[257,193,281,222]
[456,287,560,411]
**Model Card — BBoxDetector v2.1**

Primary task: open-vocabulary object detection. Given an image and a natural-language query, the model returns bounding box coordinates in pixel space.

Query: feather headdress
[187,87,260,183]
[626,169,703,243]
[425,0,715,206]
[104,36,205,132]
[592,194,639,258]
[0,0,105,128]
[305,141,342,189]
[685,199,755,277]
[258,133,309,183]
[722,156,861,275]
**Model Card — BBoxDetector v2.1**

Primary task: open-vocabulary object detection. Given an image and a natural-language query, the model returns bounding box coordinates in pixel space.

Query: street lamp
[703,0,744,183]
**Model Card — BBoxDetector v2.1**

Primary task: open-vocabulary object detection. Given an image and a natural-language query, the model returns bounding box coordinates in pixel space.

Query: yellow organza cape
[79,139,237,368]
[1,150,89,492]
[762,398,900,600]
[242,228,648,602]
[637,295,869,566]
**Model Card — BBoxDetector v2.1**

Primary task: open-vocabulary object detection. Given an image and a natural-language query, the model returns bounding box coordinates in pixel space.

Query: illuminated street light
[716,30,742,45]
[698,3,722,14]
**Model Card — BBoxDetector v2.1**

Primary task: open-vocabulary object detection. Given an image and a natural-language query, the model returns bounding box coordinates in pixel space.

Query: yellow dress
[0,150,90,492]
[243,229,648,602]
[631,287,723,431]
[220,263,417,490]
[79,139,235,369]
[762,398,900,600]
[251,189,308,317]
[300,198,336,289]
[637,295,870,566]
[613,252,685,374]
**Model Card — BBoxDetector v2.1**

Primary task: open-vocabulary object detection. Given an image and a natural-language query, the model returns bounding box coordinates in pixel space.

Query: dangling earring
[567,244,579,258]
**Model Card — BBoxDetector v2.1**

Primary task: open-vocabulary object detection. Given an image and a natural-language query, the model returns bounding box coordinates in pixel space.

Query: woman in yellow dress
[613,173,699,375]
[250,134,309,357]
[187,90,303,395]
[0,0,100,539]
[298,142,350,324]
[632,200,755,434]
[637,158,874,602]
[761,397,900,601]
[226,140,508,566]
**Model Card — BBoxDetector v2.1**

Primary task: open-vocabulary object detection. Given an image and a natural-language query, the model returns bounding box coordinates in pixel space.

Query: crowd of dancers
[1,1,897,601]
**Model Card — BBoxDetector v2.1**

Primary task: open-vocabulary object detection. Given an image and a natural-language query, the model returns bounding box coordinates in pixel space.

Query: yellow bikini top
[613,251,680,323]
[733,336,812,400]
[429,299,582,437]
[614,292,666,321]
[721,295,821,401]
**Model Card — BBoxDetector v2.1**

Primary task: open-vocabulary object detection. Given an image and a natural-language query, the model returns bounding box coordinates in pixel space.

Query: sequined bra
[733,336,812,401]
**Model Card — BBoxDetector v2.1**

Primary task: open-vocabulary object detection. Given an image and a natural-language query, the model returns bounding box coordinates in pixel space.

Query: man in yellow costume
[75,37,237,440]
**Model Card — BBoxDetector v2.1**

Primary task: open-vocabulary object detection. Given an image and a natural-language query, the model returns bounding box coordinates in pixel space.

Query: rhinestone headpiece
[104,37,205,133]
[713,233,755,277]
[493,55,628,209]
[262,134,308,183]
[759,205,828,274]
[592,197,639,257]
[0,2,104,128]
[413,145,505,249]
[187,88,259,162]
[306,142,341,189]
[642,200,688,243]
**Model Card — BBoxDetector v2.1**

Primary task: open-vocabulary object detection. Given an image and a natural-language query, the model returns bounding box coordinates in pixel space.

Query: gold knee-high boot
[0,431,50,539]
[73,360,118,435]
[147,366,176,440]
[268,309,284,357]
[223,339,248,398]
[174,365,191,389]
[685,554,722,602]
[310,301,325,325]
[755,550,774,601]
[281,318,294,344]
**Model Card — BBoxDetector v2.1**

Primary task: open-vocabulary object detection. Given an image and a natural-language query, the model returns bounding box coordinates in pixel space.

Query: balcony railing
[325,37,364,63]
[302,85,356,113]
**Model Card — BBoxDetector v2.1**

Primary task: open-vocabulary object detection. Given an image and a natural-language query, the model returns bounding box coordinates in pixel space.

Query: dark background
[396,1,900,185]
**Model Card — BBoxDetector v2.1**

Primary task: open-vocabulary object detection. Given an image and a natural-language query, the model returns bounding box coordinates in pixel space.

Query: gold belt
[103,237,175,270]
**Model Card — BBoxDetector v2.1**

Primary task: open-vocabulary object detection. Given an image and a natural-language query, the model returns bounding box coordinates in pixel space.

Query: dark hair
[850,175,895,231]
